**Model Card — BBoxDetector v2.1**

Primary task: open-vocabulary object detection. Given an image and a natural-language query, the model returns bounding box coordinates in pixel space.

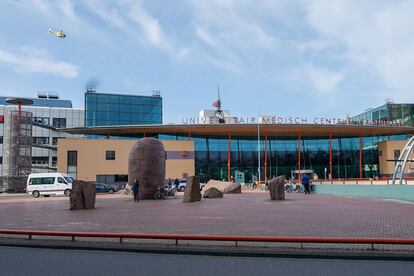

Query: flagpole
[257,111,261,186]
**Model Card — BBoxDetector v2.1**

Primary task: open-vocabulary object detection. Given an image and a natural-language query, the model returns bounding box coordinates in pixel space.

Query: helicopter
[48,28,66,38]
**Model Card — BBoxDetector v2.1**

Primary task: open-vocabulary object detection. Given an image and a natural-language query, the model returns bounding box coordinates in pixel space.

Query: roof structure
[61,123,414,138]
[0,96,72,108]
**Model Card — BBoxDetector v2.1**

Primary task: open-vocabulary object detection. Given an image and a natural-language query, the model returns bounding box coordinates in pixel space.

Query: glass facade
[159,133,409,183]
[352,103,414,127]
[85,92,162,126]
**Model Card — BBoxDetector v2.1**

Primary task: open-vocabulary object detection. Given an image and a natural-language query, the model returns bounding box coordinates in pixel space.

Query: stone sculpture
[183,175,201,203]
[268,176,285,200]
[203,180,241,194]
[203,187,223,198]
[69,181,96,210]
[128,138,166,200]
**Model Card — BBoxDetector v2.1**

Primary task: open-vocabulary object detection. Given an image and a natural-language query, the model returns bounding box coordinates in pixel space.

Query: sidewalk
[1,192,414,253]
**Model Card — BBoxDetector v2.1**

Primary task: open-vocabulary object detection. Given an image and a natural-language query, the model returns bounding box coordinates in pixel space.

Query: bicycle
[154,187,168,200]
[166,186,176,198]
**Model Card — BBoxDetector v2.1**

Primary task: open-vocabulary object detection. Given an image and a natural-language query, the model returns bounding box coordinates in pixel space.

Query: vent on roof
[152,90,161,97]
[48,93,59,99]
[37,92,59,99]
[37,92,47,99]
[86,86,96,93]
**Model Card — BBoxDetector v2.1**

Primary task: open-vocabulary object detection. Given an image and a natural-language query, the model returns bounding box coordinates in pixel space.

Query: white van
[26,173,74,198]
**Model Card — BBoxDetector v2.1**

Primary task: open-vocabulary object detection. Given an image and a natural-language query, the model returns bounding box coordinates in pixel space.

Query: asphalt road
[1,246,413,276]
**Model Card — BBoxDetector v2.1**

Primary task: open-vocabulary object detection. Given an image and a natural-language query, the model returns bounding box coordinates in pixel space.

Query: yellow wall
[57,139,195,181]
[378,140,414,176]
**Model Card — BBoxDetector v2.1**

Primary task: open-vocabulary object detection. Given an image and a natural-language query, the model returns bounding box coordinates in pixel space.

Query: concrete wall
[378,140,414,176]
[314,184,414,201]
[57,138,195,181]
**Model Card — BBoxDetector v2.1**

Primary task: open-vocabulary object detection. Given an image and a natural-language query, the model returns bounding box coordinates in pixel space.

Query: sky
[0,0,413,123]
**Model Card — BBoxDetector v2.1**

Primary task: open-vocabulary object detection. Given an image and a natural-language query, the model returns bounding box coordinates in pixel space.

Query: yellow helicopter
[48,28,66,38]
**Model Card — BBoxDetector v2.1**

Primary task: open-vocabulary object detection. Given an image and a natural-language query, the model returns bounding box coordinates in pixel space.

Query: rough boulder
[70,181,96,210]
[203,180,241,194]
[203,187,223,198]
[183,176,202,203]
[268,176,285,200]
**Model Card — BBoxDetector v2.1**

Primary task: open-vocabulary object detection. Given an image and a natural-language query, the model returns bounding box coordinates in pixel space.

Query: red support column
[227,133,231,182]
[329,133,332,181]
[298,133,301,180]
[359,133,363,179]
[188,131,191,141]
[264,134,268,183]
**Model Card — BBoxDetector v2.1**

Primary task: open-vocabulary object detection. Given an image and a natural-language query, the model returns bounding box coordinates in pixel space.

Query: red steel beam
[298,133,301,180]
[227,133,231,183]
[1,229,414,245]
[359,133,363,179]
[329,133,332,181]
[264,134,268,183]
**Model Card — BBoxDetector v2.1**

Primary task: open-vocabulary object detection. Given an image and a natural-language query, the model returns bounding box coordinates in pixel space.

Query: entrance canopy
[61,124,414,138]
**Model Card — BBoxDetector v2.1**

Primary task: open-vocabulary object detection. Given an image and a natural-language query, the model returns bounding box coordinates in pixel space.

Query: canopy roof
[62,123,414,138]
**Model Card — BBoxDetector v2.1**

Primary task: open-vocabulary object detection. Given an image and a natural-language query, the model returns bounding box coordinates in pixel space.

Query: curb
[1,238,414,261]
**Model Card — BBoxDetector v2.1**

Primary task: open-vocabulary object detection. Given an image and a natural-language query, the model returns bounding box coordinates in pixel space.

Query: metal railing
[312,177,414,185]
[1,229,414,250]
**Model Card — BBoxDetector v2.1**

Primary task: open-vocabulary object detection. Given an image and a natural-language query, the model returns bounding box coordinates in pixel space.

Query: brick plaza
[1,191,413,239]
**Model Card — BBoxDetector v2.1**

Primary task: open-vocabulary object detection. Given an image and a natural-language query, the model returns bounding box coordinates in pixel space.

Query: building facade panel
[85,92,162,127]
[57,139,195,183]
[0,96,84,191]
[352,103,414,127]
[378,140,414,176]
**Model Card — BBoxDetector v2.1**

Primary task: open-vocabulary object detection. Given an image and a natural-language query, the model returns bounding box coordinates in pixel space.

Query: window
[67,150,78,179]
[33,117,49,125]
[57,177,66,184]
[32,157,49,165]
[33,137,49,145]
[0,136,3,144]
[29,177,55,185]
[394,149,401,160]
[52,118,66,128]
[67,151,78,166]
[52,156,57,167]
[106,150,115,160]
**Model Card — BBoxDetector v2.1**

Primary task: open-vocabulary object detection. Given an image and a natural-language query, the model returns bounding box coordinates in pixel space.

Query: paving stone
[1,192,414,240]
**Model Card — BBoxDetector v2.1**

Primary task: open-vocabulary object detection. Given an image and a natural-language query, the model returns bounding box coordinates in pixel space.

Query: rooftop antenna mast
[215,85,224,123]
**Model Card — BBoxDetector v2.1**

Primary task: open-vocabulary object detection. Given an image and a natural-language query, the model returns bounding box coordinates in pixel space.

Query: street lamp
[257,112,261,185]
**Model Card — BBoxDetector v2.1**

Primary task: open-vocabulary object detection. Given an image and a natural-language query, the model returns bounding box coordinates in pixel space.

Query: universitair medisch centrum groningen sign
[181,115,405,126]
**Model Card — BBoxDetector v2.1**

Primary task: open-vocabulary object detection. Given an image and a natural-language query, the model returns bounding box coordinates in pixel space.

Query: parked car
[26,172,73,198]
[176,179,205,192]
[96,183,118,194]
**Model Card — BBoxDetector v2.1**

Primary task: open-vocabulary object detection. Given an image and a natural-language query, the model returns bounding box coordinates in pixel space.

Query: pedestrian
[302,174,311,194]
[174,178,179,189]
[167,178,172,188]
[132,179,140,202]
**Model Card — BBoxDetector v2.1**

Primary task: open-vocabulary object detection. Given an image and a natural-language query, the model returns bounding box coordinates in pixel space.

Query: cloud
[84,1,190,60]
[57,0,76,18]
[305,0,414,100]
[127,4,165,48]
[0,46,78,78]
[307,65,343,93]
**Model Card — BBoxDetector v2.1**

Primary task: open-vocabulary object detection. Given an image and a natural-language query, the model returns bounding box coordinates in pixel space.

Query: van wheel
[64,189,71,196]
[179,186,185,192]
[32,191,40,198]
